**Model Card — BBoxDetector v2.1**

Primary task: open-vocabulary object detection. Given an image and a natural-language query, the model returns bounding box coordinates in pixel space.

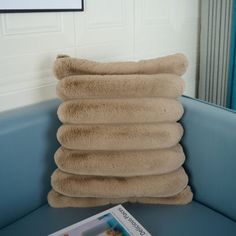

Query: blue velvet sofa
[0,96,236,236]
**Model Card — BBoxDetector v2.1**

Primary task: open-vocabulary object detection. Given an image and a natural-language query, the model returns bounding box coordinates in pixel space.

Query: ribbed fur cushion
[48,53,192,208]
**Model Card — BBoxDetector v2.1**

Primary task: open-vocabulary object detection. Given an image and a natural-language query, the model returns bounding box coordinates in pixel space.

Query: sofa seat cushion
[0,201,235,236]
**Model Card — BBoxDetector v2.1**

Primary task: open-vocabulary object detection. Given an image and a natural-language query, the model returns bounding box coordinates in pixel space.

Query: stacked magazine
[49,205,151,236]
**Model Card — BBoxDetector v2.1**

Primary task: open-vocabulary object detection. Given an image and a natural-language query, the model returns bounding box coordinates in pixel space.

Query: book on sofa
[49,205,151,236]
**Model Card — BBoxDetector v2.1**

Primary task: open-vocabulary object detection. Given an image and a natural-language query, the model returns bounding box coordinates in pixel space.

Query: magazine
[49,205,151,236]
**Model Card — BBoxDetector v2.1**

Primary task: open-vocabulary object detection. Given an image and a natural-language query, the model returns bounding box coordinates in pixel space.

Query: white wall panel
[135,0,200,96]
[0,13,75,55]
[1,13,62,35]
[0,0,200,111]
[75,0,134,60]
[0,12,76,111]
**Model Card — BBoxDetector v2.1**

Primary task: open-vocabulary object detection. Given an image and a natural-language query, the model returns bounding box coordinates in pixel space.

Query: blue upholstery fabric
[0,99,61,228]
[0,96,236,234]
[0,202,236,236]
[181,96,236,221]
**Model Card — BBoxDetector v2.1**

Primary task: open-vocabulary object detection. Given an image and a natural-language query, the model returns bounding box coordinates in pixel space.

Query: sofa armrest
[181,96,236,221]
[0,99,61,229]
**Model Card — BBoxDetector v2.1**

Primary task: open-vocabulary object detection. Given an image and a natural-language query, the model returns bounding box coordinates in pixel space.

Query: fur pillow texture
[48,186,193,208]
[57,98,184,124]
[56,74,184,100]
[54,53,188,79]
[48,53,193,208]
[57,123,183,150]
[51,167,188,198]
[54,145,185,177]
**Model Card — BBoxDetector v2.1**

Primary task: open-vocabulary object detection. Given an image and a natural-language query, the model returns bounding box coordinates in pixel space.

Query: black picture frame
[0,0,84,13]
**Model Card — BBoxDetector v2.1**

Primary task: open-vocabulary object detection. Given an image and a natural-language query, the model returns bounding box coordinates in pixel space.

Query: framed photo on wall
[0,0,84,13]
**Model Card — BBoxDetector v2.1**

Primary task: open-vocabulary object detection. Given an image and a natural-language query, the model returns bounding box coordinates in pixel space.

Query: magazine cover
[49,205,151,236]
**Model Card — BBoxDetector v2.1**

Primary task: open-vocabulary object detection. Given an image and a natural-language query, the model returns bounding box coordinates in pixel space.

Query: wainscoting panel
[0,12,76,111]
[75,0,134,61]
[0,0,200,111]
[1,13,62,36]
[134,0,200,97]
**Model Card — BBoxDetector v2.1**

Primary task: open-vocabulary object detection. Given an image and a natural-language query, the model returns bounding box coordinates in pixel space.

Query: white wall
[0,0,200,111]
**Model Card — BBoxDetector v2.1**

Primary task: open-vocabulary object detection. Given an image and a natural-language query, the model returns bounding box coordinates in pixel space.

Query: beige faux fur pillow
[48,53,193,208]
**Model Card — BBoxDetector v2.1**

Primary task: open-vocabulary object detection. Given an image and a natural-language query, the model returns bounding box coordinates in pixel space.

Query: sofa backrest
[0,100,61,229]
[181,96,236,222]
